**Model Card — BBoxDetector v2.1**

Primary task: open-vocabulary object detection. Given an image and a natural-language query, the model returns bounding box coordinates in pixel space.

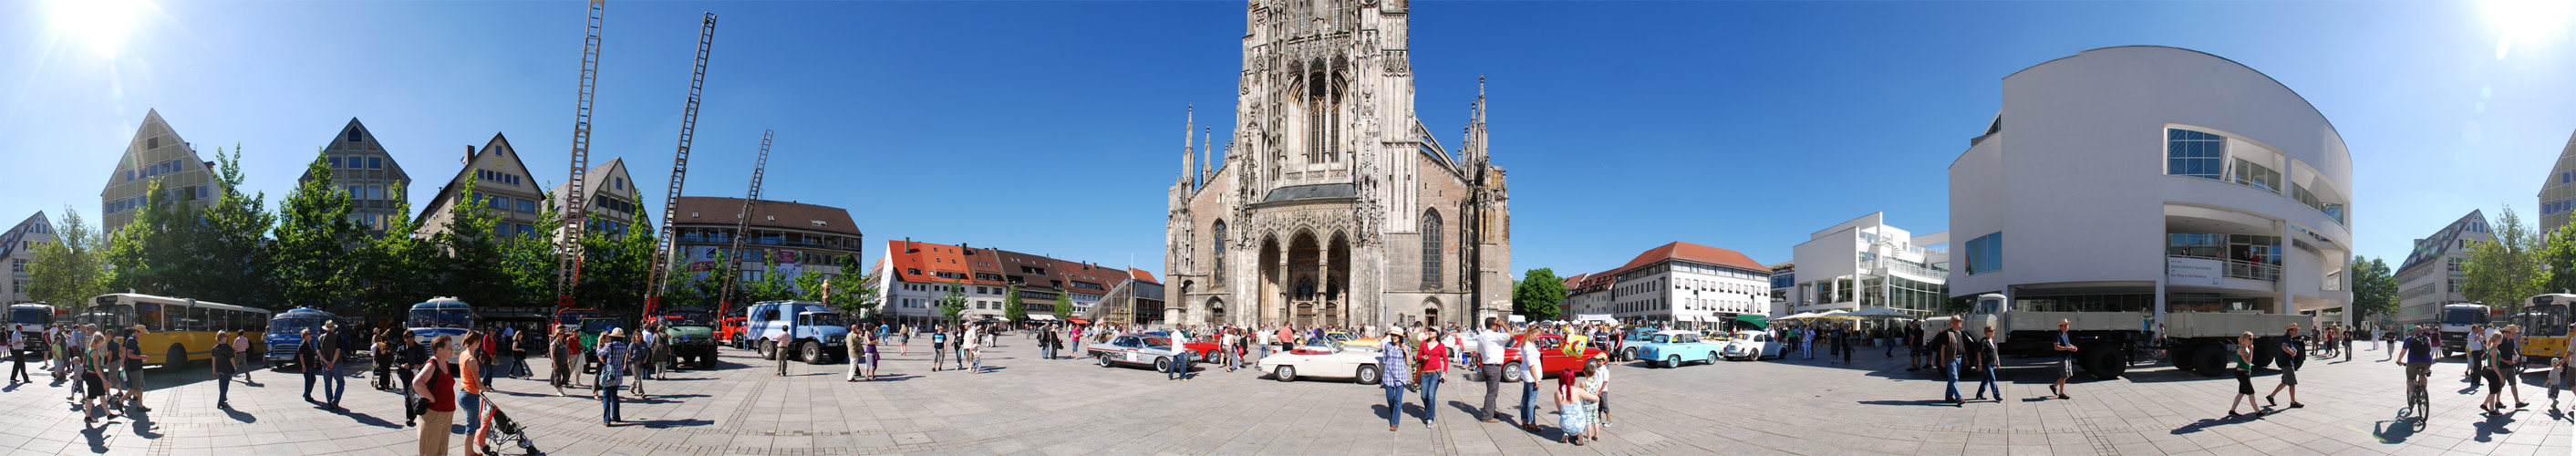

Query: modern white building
[1577,242,1771,328]
[1783,212,1949,317]
[2,212,56,304]
[2392,211,2489,325]
[1949,46,2354,327]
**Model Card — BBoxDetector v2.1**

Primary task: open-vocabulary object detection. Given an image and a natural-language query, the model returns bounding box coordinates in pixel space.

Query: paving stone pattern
[0,337,2566,455]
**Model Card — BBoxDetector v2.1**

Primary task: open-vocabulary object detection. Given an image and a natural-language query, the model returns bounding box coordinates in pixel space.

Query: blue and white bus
[744,300,849,365]
[264,307,342,367]
[407,297,478,348]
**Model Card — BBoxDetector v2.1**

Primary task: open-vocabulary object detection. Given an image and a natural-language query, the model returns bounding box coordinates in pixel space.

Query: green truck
[577,316,627,374]
[653,307,719,369]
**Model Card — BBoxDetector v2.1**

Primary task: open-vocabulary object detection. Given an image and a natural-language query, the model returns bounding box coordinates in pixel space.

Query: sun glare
[2486,0,2575,60]
[46,0,150,59]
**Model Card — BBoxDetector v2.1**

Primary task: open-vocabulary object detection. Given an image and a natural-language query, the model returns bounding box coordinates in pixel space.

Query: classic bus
[9,303,59,355]
[407,297,479,347]
[264,307,343,368]
[88,293,273,368]
[2517,295,2571,366]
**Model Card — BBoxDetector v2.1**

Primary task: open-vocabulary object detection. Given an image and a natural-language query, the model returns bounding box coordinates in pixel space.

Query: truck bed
[2165,312,2315,339]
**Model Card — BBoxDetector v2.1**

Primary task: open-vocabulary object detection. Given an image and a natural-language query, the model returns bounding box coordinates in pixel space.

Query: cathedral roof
[1262,183,1358,203]
[1616,242,1769,276]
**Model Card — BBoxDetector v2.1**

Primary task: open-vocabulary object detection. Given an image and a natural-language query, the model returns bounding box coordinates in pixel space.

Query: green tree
[436,178,512,307]
[2538,222,2576,295]
[1002,285,1027,323]
[745,255,798,303]
[192,146,275,307]
[355,182,437,316]
[1512,268,1567,319]
[2461,206,2544,316]
[271,154,363,309]
[936,280,969,322]
[796,270,829,301]
[572,226,656,314]
[104,179,191,295]
[1053,291,1072,320]
[26,207,108,312]
[2348,255,2399,324]
[500,193,564,308]
[822,263,881,318]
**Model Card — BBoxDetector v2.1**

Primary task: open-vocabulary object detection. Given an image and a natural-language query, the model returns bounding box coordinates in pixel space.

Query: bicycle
[2404,363,2431,425]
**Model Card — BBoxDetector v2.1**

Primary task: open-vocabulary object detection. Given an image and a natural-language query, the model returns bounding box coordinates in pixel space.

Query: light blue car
[1636,330,1725,368]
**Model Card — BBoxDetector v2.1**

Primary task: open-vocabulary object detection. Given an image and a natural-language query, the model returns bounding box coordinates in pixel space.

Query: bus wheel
[168,346,187,368]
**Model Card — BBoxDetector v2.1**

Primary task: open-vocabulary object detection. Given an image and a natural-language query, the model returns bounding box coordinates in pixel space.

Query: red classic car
[1498,333,1608,383]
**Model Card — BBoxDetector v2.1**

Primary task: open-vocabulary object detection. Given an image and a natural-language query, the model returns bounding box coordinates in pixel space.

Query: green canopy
[1734,314,1769,328]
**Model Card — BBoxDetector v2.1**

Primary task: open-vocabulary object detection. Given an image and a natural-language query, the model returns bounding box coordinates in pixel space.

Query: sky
[3,0,2573,284]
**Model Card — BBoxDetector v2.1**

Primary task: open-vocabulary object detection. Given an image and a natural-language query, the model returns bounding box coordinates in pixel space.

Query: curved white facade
[1949,47,2354,324]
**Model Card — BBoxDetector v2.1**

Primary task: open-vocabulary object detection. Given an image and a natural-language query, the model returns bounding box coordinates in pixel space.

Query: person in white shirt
[964,324,984,374]
[1516,325,1545,431]
[6,328,26,384]
[1255,330,1273,368]
[1476,317,1511,423]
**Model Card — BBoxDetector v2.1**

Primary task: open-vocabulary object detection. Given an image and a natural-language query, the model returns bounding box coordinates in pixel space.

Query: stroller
[479,399,539,455]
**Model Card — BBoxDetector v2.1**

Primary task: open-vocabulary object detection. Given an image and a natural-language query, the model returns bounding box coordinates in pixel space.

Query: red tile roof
[1615,242,1769,275]
[881,239,1158,291]
[1128,267,1160,285]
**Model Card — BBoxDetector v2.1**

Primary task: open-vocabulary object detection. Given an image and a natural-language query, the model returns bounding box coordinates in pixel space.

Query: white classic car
[1086,333,1191,372]
[1721,330,1784,361]
[1257,345,1390,384]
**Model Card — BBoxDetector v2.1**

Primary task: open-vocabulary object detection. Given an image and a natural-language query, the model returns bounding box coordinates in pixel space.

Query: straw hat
[607,328,626,338]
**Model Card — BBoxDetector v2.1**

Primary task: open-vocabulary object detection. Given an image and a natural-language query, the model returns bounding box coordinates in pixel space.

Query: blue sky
[3,0,2572,280]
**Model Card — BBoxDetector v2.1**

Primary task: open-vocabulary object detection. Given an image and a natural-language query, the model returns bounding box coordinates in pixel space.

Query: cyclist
[2401,326,2435,407]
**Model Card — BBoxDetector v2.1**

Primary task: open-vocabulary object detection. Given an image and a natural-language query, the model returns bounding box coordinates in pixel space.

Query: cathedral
[1164,0,1511,329]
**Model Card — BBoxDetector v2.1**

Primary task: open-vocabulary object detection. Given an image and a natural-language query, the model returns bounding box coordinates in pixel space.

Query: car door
[1534,337,1565,372]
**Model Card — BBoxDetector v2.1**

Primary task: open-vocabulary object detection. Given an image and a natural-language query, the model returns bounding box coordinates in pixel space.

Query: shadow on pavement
[82,422,111,452]
[2169,414,2257,434]
[1857,399,1957,407]
[637,418,713,429]
[222,408,256,423]
[341,409,403,430]
[2371,411,2422,444]
[2471,410,2517,442]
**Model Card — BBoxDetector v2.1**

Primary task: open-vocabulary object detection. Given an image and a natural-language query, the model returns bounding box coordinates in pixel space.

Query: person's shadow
[2471,410,2517,442]
[222,407,257,423]
[2370,409,2421,443]
[2170,414,2256,435]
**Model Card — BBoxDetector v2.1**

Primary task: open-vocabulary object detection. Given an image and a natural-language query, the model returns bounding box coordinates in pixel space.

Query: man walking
[931,326,949,371]
[211,331,235,409]
[772,326,793,377]
[120,326,148,410]
[6,326,27,384]
[550,326,575,396]
[1475,317,1508,424]
[2265,325,2304,409]
[1971,326,2002,401]
[2051,319,2077,399]
[847,326,867,381]
[321,322,347,409]
[1938,317,1964,405]
[1165,329,1188,381]
[1906,322,1924,371]
[2467,323,2486,387]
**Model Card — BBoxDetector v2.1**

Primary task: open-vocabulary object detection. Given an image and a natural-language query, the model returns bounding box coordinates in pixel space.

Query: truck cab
[744,301,850,364]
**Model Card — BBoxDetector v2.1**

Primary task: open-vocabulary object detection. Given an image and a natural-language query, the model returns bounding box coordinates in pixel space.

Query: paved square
[0,337,2566,455]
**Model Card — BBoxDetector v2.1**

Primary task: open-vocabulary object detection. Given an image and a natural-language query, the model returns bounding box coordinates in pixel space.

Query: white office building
[2392,211,2489,325]
[1949,47,2355,327]
[1582,242,1771,328]
[1784,212,1949,316]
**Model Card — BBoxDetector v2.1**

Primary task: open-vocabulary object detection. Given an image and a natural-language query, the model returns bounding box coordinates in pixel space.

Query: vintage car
[1087,333,1194,372]
[1141,331,1225,362]
[1637,330,1726,368]
[1497,334,1608,383]
[1321,331,1381,349]
[1614,327,1660,361]
[1722,330,1784,361]
[1257,345,1391,384]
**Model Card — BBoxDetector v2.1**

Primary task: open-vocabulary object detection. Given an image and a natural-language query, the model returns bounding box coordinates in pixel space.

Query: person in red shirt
[414,335,459,456]
[1416,328,1452,428]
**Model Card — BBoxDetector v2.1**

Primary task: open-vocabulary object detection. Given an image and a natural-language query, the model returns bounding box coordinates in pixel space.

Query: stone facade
[1165,0,1510,329]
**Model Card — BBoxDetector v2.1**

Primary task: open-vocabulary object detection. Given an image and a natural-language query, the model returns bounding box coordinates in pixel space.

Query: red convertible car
[1498,333,1608,383]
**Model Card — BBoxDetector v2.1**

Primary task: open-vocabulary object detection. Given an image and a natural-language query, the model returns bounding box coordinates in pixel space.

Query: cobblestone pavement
[0,337,2567,455]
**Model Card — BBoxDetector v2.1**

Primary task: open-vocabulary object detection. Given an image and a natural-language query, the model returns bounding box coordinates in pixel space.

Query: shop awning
[1026,315,1058,321]
[1069,318,1090,325]
[1734,314,1770,328]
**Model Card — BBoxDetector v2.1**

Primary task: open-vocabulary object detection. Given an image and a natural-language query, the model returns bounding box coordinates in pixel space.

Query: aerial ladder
[713,130,774,322]
[556,0,605,309]
[642,13,719,319]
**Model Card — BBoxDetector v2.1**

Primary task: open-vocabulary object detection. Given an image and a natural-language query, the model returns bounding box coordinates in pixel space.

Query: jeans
[325,365,346,405]
[1944,360,1962,401]
[215,372,231,404]
[1384,386,1406,428]
[601,387,621,422]
[1518,380,1539,426]
[1419,373,1443,422]
[302,364,319,399]
[1479,364,1502,420]
[481,357,496,385]
[461,392,481,433]
[1973,364,1999,399]
[1166,352,1185,379]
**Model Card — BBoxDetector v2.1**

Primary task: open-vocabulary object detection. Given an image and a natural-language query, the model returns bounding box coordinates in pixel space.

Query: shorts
[2405,363,2429,380]
[2279,368,2297,387]
[82,372,107,399]
[2059,358,2074,378]
[2233,370,2254,395]
[2484,369,2505,394]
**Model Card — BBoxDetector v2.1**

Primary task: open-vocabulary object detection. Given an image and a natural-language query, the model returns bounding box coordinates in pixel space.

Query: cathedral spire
[1202,126,1215,183]
[1182,105,1195,190]
[1465,75,1488,166]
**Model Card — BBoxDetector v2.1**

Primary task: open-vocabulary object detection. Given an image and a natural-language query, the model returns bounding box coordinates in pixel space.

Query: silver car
[1086,333,1186,372]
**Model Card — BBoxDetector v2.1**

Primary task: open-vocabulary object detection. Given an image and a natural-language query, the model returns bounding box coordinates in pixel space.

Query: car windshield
[2443,308,2488,326]
[409,309,470,328]
[667,311,711,326]
[555,310,599,326]
[269,317,323,337]
[11,307,51,326]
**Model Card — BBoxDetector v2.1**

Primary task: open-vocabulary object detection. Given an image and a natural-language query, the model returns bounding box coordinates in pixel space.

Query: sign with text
[2167,257,2222,287]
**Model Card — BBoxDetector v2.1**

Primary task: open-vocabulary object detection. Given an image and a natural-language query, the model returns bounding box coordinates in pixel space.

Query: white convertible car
[1257,345,1389,384]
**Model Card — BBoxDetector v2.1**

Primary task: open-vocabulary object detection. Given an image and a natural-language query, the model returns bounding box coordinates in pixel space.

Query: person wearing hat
[1376,329,1412,431]
[595,328,630,425]
[320,321,347,409]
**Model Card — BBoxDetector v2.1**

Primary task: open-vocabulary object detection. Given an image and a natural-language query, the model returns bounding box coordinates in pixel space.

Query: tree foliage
[2348,255,2398,324]
[435,178,514,307]
[1002,285,1027,323]
[822,259,881,318]
[571,224,656,315]
[500,192,564,308]
[354,181,437,316]
[26,207,108,312]
[2461,206,2543,316]
[936,280,969,322]
[2538,222,2576,295]
[745,255,798,303]
[1512,268,1567,319]
[270,153,363,309]
[195,147,274,306]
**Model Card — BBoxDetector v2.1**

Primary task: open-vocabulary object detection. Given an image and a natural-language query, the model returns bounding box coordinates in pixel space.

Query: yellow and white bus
[83,293,273,368]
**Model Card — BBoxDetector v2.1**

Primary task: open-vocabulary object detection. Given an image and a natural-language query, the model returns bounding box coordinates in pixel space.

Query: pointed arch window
[1306,70,1339,165]
[1211,220,1228,285]
[1422,210,1442,290]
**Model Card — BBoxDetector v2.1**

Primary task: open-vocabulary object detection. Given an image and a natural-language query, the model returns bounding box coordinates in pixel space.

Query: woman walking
[2479,328,2511,416]
[864,325,882,380]
[1417,328,1450,428]
[414,335,459,456]
[1377,330,1412,431]
[79,331,110,424]
[2227,332,2262,419]
[459,333,490,456]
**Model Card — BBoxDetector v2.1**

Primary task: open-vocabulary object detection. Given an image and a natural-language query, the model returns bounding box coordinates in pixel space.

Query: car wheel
[1358,364,1382,385]
[1154,357,1171,373]
[1278,366,1298,382]
[1709,352,1720,366]
[1667,355,1681,368]
[1502,361,1525,383]
[1622,347,1636,361]
[802,342,824,364]
[1096,353,1114,368]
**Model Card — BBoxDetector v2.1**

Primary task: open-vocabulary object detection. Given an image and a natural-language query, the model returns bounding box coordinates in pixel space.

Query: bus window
[136,304,165,332]
[188,306,209,332]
